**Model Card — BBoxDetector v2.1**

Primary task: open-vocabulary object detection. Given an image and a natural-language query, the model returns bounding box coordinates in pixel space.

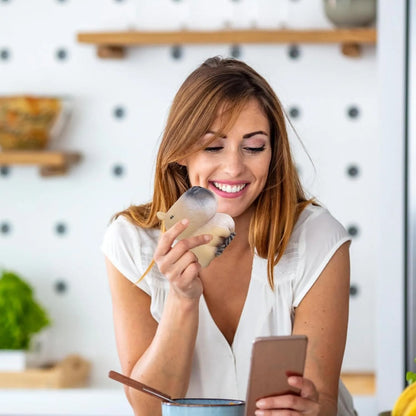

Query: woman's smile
[209,181,249,198]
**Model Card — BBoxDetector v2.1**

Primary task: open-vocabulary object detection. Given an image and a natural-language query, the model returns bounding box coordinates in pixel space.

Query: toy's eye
[170,215,174,220]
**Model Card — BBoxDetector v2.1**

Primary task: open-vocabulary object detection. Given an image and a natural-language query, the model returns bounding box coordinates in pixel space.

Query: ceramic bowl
[161,398,245,416]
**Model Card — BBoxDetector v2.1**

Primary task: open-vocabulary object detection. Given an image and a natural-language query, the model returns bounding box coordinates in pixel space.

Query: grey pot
[323,0,377,27]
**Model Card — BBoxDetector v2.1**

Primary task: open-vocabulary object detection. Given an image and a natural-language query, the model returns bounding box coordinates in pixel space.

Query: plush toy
[137,186,236,282]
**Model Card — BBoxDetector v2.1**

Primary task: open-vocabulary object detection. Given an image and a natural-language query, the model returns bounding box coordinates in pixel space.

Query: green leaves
[406,358,416,385]
[0,270,50,350]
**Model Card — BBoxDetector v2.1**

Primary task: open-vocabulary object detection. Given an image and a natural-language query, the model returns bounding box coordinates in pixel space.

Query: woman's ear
[177,159,187,167]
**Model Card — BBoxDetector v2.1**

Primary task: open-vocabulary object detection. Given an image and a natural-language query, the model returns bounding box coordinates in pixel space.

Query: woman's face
[181,99,272,219]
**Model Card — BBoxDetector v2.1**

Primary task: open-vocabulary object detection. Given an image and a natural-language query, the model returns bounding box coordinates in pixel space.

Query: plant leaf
[406,371,416,385]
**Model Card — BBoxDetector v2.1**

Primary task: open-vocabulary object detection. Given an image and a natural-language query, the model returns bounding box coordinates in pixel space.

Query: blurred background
[0,0,411,415]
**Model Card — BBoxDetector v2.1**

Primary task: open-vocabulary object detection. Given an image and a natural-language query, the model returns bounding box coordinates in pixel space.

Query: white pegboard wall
[0,0,378,398]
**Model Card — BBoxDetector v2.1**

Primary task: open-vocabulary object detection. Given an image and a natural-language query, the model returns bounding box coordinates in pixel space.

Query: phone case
[244,335,308,416]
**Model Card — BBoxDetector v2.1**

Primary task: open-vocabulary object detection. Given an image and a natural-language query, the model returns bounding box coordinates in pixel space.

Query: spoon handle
[109,370,174,403]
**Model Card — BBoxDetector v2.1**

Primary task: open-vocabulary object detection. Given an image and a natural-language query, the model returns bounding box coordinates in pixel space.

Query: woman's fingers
[288,376,319,402]
[154,219,191,258]
[153,219,212,299]
[156,234,212,274]
[255,377,320,415]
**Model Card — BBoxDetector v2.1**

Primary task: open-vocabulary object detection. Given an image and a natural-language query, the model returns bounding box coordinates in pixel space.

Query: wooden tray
[0,355,90,388]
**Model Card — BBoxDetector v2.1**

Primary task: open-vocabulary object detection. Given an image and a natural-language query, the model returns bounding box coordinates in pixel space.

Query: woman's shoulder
[101,215,165,292]
[104,215,160,245]
[101,215,161,273]
[292,204,349,244]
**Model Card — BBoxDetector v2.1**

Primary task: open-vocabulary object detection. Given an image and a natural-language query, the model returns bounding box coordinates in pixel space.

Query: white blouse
[101,204,356,415]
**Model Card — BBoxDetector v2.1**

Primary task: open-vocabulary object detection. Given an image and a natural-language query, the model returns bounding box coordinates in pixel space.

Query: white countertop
[0,390,377,416]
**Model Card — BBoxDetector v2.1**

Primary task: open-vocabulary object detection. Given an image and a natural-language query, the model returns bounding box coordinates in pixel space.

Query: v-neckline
[200,255,257,350]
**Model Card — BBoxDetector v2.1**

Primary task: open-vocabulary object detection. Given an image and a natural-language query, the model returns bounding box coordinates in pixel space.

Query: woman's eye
[244,145,266,153]
[204,146,223,152]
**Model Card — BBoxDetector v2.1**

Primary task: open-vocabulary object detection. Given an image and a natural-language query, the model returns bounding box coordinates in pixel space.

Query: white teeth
[213,182,247,193]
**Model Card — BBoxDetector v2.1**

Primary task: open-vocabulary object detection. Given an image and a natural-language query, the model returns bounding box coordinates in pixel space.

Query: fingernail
[181,219,189,225]
[204,234,212,242]
[288,376,300,384]
[256,400,265,407]
[254,411,264,416]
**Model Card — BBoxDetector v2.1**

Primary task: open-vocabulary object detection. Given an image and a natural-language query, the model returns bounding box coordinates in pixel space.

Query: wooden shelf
[77,28,376,58]
[0,151,82,177]
[341,372,376,396]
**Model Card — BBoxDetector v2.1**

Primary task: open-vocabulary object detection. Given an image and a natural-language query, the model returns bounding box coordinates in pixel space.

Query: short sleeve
[100,216,152,296]
[292,207,351,307]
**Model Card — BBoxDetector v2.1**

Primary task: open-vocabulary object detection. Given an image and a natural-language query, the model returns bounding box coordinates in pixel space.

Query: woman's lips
[209,181,249,198]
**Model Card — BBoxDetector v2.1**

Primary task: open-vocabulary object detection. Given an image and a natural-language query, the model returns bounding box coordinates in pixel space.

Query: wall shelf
[0,151,82,177]
[77,28,376,58]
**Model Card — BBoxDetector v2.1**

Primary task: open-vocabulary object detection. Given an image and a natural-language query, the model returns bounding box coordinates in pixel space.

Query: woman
[102,57,356,415]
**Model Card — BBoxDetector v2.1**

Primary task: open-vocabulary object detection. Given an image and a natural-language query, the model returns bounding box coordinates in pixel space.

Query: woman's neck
[224,207,253,254]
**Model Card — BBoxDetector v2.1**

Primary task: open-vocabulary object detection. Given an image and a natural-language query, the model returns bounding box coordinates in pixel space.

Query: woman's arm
[292,241,350,414]
[255,241,351,415]
[106,220,212,416]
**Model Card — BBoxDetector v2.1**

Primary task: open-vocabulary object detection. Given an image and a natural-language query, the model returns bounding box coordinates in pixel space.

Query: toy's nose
[187,186,213,200]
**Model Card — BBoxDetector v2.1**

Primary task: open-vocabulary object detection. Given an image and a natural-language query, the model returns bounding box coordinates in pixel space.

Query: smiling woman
[101,56,357,416]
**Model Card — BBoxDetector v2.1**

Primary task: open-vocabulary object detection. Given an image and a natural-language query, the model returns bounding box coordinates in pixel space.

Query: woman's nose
[223,149,245,176]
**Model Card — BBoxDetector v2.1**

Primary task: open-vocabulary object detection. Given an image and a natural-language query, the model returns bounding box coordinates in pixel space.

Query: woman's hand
[154,219,212,300]
[255,376,320,415]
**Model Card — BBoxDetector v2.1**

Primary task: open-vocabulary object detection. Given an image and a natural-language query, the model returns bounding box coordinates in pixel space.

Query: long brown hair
[116,56,313,289]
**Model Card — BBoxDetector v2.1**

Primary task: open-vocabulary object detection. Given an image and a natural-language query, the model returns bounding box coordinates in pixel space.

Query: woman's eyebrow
[242,130,269,139]
[205,130,268,139]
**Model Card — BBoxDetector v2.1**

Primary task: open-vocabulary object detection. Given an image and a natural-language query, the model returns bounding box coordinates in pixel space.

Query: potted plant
[0,269,50,371]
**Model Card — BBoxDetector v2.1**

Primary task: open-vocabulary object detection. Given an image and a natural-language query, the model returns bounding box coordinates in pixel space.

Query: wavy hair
[115,56,313,289]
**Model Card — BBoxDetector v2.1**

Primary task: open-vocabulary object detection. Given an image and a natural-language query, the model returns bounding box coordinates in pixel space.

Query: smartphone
[244,335,308,416]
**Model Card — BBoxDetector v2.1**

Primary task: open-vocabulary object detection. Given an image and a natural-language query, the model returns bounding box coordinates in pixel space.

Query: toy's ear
[156,211,166,220]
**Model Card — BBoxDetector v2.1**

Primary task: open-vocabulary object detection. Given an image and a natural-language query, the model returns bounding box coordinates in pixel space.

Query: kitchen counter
[0,390,376,415]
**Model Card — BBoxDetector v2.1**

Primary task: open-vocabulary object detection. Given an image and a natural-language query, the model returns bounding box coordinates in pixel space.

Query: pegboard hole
[349,284,359,297]
[113,106,126,119]
[347,106,360,119]
[347,164,360,178]
[289,106,301,119]
[347,225,360,237]
[56,48,68,61]
[55,222,68,235]
[0,222,11,234]
[0,49,10,61]
[54,280,68,294]
[171,46,183,60]
[288,45,301,59]
[0,166,10,176]
[230,45,242,59]
[112,164,125,177]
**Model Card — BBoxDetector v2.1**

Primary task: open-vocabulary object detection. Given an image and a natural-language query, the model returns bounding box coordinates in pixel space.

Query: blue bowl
[161,398,245,416]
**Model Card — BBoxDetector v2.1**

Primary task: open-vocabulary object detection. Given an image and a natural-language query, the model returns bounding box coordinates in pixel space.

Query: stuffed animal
[137,186,236,282]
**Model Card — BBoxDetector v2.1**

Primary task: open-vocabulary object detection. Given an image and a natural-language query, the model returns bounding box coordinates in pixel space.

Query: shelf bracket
[341,42,362,57]
[97,45,125,59]
[39,152,82,177]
